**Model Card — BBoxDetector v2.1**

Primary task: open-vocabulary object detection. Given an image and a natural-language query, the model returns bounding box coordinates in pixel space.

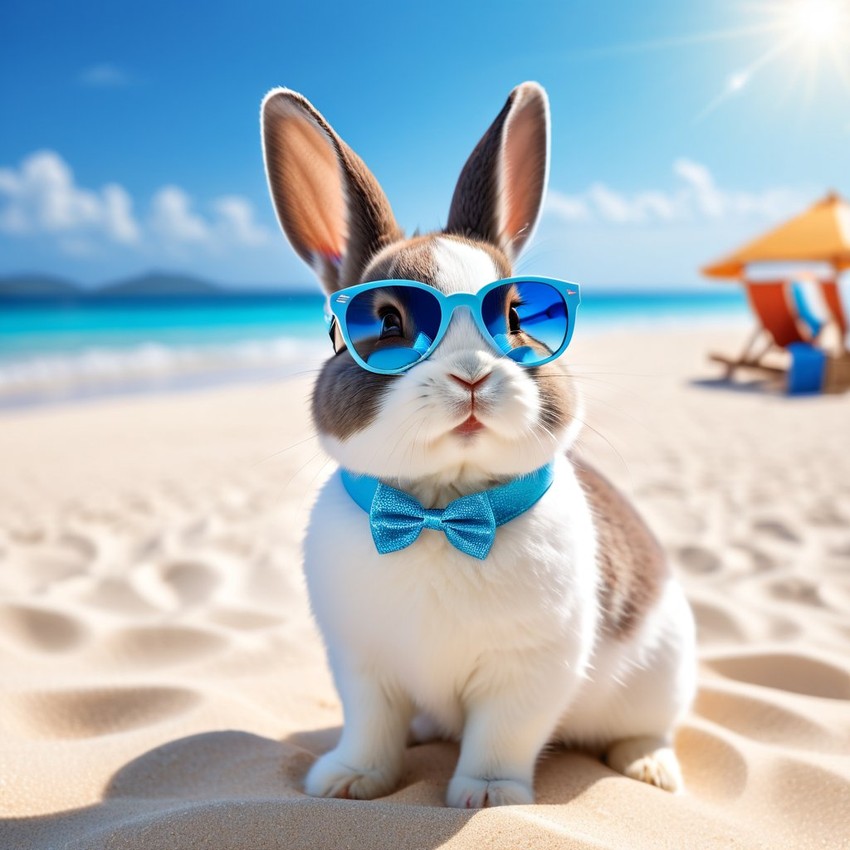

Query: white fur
[305,240,696,807]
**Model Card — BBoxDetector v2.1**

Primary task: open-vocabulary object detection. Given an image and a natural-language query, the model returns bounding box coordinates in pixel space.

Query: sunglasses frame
[326,276,581,375]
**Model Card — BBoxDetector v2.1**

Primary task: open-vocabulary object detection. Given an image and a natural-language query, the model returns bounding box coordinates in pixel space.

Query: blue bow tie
[340,464,554,560]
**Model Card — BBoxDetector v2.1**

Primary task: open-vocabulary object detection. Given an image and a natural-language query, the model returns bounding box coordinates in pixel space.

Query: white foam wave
[0,338,325,407]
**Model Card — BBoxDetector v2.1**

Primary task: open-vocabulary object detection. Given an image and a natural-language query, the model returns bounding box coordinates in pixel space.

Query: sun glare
[785,0,849,45]
[692,0,850,121]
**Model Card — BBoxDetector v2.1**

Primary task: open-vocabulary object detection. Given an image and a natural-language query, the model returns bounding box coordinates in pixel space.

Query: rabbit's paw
[607,737,683,793]
[447,775,534,808]
[305,750,399,800]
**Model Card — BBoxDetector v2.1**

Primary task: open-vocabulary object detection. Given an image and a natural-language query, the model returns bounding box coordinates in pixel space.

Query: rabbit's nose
[449,373,491,392]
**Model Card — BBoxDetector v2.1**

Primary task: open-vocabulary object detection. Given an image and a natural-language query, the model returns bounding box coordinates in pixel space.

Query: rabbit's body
[305,452,693,752]
[305,452,598,742]
[261,83,696,807]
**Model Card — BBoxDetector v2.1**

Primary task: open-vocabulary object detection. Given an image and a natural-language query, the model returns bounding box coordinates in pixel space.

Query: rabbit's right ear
[261,89,402,293]
[446,82,549,261]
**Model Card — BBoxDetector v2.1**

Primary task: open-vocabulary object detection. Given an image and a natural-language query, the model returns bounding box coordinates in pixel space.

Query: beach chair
[819,279,850,392]
[709,279,838,393]
[820,279,848,348]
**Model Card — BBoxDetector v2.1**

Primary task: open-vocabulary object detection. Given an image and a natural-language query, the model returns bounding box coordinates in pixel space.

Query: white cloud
[102,184,141,243]
[78,63,133,88]
[212,196,271,246]
[545,159,808,227]
[586,184,638,223]
[545,191,591,222]
[0,150,272,257]
[673,158,724,217]
[0,151,141,244]
[149,188,273,248]
[150,186,210,244]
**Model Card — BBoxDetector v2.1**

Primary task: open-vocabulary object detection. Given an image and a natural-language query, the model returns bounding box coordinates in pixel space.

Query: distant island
[0,273,81,298]
[0,271,312,301]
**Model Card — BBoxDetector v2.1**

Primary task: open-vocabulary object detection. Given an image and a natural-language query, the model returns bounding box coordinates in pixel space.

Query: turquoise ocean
[0,290,749,408]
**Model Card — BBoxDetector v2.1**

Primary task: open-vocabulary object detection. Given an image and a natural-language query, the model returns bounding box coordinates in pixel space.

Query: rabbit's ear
[262,89,402,293]
[446,82,549,261]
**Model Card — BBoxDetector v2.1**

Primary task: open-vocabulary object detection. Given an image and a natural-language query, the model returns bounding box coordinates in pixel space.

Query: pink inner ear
[270,109,348,261]
[501,96,547,254]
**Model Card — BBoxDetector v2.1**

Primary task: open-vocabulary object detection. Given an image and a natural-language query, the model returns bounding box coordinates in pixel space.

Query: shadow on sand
[1,727,612,850]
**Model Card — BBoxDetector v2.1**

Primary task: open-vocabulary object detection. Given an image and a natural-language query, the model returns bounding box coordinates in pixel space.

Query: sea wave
[0,338,325,408]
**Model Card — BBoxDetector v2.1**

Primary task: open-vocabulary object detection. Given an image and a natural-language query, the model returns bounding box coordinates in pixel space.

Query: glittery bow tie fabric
[340,463,555,561]
[369,485,497,559]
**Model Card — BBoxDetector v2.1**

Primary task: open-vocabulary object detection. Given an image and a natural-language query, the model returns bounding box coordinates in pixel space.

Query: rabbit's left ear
[446,82,549,260]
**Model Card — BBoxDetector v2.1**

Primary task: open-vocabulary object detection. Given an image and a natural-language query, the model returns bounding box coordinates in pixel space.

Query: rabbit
[260,81,696,808]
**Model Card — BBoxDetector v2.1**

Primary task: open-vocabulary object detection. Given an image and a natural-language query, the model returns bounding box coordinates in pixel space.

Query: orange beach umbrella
[702,192,850,279]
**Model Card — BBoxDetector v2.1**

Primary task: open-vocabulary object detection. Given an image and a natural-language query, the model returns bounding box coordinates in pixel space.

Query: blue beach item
[326,277,580,375]
[340,464,555,559]
[790,282,825,339]
[787,342,826,394]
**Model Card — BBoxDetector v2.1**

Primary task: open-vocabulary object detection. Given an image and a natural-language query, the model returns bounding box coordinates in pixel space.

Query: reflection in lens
[346,285,442,371]
[482,281,568,363]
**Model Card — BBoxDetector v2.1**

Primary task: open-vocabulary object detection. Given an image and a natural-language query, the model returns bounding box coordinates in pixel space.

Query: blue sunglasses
[326,276,580,375]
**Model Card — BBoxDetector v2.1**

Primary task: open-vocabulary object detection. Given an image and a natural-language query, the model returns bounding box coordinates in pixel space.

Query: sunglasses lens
[345,285,442,371]
[481,281,569,364]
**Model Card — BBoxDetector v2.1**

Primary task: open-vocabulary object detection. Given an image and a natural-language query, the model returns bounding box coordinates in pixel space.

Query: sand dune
[1,328,849,850]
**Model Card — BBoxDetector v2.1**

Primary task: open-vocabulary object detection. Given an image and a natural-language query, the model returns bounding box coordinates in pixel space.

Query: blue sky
[1,0,848,289]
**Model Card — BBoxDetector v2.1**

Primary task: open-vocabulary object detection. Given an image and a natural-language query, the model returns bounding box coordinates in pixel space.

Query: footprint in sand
[161,560,221,605]
[688,598,747,645]
[703,651,850,700]
[0,603,89,653]
[806,501,849,527]
[95,625,226,669]
[209,608,284,631]
[677,545,721,575]
[10,531,99,593]
[694,685,841,751]
[131,559,222,611]
[769,577,824,607]
[57,531,99,562]
[81,577,160,616]
[1,685,201,739]
[675,723,748,801]
[752,518,801,544]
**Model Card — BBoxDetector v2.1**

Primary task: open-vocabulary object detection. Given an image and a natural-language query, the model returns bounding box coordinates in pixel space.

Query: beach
[1,325,849,850]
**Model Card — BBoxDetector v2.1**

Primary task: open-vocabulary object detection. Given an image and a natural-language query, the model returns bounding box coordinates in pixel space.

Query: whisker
[273,447,328,502]
[253,432,320,467]
[564,413,632,483]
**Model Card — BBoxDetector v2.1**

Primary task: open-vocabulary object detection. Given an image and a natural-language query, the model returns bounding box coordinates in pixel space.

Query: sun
[784,0,850,46]
[691,0,850,120]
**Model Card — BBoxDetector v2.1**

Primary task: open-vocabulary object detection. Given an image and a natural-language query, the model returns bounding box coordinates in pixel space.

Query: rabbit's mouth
[453,414,486,436]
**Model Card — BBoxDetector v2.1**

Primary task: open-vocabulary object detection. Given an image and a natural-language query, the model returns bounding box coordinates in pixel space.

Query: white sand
[1,327,849,850]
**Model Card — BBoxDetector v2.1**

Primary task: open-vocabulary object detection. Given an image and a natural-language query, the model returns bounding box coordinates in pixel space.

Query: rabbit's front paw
[447,775,534,808]
[305,750,399,800]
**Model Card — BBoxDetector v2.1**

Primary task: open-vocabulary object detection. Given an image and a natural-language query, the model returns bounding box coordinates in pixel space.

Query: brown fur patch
[533,364,575,435]
[363,233,512,290]
[362,235,442,287]
[312,353,394,441]
[441,234,513,280]
[572,458,668,638]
